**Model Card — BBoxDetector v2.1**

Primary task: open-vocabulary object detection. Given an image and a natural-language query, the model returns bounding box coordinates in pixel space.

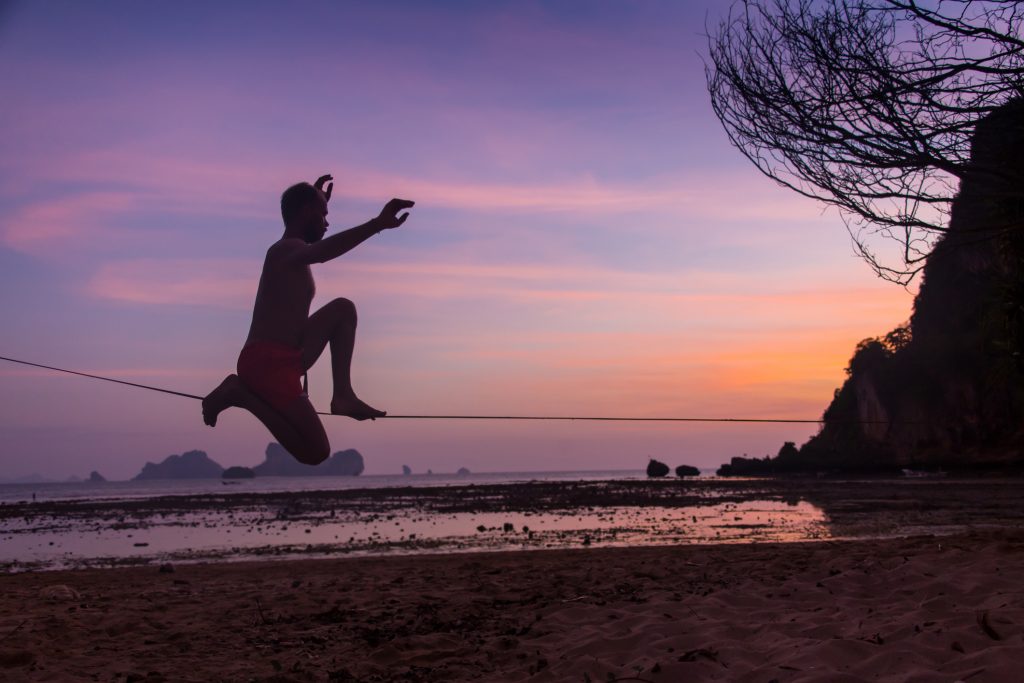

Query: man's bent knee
[291,444,330,466]
[328,297,357,322]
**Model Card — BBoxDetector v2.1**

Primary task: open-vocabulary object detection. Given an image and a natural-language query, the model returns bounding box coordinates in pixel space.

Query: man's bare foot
[331,393,386,421]
[202,374,241,427]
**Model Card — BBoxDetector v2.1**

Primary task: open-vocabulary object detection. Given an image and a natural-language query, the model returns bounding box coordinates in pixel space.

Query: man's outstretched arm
[291,198,414,265]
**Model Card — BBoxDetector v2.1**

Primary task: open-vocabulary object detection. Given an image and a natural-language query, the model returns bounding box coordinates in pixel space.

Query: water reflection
[2,496,828,571]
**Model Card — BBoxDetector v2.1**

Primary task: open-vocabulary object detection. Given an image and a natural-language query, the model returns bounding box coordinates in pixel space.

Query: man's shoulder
[266,238,307,258]
[268,237,306,250]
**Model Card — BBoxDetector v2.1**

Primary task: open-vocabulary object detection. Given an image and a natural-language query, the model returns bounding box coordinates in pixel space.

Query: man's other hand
[314,174,334,201]
[376,198,415,230]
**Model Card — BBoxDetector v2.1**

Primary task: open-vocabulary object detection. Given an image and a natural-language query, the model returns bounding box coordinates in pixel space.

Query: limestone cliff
[721,99,1024,474]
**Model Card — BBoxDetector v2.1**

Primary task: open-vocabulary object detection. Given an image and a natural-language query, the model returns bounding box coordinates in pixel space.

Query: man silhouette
[202,174,414,464]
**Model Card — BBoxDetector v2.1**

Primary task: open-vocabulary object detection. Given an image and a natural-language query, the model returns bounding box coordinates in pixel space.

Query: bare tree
[706,0,1024,284]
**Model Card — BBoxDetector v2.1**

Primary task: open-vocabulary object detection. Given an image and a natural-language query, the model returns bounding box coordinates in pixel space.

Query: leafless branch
[706,0,1024,284]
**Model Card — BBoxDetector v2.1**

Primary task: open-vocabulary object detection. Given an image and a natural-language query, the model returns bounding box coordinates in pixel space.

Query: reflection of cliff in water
[773,477,1024,539]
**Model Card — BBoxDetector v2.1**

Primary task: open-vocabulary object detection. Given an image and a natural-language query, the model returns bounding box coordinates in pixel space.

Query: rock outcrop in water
[251,442,364,476]
[133,450,224,480]
[88,471,106,483]
[720,99,1024,475]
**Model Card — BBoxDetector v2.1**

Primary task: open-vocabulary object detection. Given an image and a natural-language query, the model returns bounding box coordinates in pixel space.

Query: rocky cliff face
[810,99,1024,470]
[724,99,1024,474]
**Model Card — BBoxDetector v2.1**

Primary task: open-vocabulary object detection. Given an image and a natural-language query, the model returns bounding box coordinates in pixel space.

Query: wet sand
[2,530,1024,682]
[5,477,1024,570]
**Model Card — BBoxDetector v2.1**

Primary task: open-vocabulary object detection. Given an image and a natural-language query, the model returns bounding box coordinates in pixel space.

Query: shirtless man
[201,174,414,465]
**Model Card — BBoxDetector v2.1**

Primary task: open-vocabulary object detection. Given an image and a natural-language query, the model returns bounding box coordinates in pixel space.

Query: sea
[0,469,656,505]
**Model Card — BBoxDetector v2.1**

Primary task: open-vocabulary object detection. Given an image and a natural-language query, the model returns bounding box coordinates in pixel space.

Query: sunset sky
[0,1,914,479]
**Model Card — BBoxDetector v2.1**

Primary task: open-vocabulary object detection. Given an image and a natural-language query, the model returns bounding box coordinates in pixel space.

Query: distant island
[720,100,1024,476]
[127,444,365,480]
[252,443,364,477]
[222,466,254,479]
[133,450,224,480]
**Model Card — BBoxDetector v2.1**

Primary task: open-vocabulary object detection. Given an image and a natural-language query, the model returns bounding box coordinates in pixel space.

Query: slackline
[0,354,883,424]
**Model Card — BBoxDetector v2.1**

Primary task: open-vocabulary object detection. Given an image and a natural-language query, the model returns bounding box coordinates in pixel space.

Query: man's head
[281,182,329,243]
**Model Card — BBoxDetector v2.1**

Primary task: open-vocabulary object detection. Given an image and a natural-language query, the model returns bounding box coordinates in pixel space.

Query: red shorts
[237,340,306,412]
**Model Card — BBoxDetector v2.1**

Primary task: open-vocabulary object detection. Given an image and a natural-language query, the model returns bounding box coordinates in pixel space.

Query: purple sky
[0,1,913,479]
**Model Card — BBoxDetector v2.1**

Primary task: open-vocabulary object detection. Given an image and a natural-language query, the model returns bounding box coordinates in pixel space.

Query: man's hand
[376,198,415,230]
[314,174,334,201]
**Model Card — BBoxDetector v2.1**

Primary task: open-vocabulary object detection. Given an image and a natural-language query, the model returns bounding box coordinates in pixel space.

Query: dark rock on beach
[716,454,780,477]
[252,443,364,476]
[646,459,670,478]
[675,465,700,478]
[133,450,224,480]
[715,442,883,477]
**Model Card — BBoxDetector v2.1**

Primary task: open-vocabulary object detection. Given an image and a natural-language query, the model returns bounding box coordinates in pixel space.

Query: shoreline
[6,477,1024,572]
[3,531,1023,681]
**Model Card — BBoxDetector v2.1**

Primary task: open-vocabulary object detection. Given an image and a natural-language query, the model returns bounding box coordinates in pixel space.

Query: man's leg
[203,375,330,465]
[302,298,386,420]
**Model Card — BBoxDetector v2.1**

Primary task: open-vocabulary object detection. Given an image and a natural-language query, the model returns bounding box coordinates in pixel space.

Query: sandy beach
[3,529,1024,682]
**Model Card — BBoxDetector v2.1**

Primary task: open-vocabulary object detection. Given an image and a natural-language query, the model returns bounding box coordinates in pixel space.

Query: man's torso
[246,239,315,348]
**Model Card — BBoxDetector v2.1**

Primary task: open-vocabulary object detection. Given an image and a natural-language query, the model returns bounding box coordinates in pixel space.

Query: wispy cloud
[1,191,138,252]
[0,366,212,379]
[86,256,911,317]
[88,258,258,308]
[362,328,862,420]
[87,251,910,425]
[2,142,824,260]
[333,167,817,220]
